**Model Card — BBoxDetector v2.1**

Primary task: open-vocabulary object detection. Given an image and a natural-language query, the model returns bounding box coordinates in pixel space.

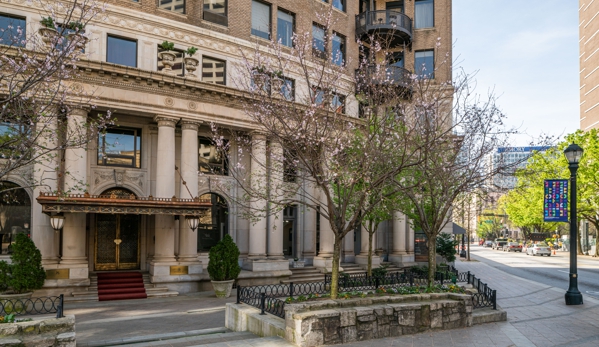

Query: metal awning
[37,192,211,216]
[452,223,466,235]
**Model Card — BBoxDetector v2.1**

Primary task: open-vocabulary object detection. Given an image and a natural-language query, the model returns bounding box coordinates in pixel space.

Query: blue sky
[453,0,579,145]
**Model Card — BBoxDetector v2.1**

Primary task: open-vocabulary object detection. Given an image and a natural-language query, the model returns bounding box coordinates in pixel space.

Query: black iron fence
[237,267,497,318]
[0,294,64,318]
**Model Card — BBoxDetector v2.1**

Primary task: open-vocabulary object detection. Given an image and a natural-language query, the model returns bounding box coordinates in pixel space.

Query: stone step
[289,266,321,274]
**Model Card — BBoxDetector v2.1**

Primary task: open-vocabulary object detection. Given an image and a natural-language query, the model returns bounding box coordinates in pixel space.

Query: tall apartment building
[580,1,599,130]
[0,0,451,297]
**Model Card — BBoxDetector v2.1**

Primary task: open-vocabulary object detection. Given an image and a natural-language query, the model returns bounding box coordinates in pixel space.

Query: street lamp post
[564,143,584,305]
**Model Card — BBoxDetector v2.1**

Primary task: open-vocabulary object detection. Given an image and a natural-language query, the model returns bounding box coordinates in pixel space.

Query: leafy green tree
[436,233,458,263]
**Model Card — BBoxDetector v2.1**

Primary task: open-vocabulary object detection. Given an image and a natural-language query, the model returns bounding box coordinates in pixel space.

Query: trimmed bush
[6,233,46,294]
[207,234,240,281]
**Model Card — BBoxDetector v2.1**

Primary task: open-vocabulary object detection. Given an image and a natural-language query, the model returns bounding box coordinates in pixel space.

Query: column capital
[250,130,268,140]
[68,106,89,118]
[154,115,179,128]
[180,119,202,131]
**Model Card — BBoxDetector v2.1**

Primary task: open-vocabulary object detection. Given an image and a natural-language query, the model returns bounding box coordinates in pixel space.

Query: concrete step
[289,266,321,274]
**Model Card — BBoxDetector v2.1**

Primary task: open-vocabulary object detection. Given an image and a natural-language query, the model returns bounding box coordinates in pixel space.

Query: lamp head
[185,215,199,232]
[50,214,65,232]
[564,143,583,165]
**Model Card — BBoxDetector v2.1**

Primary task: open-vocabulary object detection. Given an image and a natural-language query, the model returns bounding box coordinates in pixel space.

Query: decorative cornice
[154,115,179,128]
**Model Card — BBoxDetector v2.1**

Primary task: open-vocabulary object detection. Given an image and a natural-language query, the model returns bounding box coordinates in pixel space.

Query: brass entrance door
[95,214,140,270]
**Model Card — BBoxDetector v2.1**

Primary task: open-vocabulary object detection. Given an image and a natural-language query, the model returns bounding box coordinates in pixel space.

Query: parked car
[526,242,552,256]
[503,242,522,252]
[493,238,508,250]
[483,240,493,248]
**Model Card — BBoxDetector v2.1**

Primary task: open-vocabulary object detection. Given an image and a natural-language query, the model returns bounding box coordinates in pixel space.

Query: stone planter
[0,292,33,314]
[39,27,58,48]
[271,77,284,96]
[66,33,88,52]
[0,314,76,347]
[212,279,234,298]
[252,71,268,90]
[184,56,199,78]
[292,260,305,268]
[159,51,178,74]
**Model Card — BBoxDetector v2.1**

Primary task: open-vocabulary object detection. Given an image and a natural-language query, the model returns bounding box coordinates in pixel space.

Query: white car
[526,243,551,256]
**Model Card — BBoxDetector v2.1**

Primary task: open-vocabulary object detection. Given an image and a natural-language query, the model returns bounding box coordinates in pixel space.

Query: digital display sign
[544,179,568,222]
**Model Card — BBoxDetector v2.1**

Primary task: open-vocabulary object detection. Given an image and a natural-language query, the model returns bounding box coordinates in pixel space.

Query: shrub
[0,261,10,292]
[372,264,389,278]
[436,232,458,263]
[40,16,55,29]
[67,21,84,32]
[160,40,175,51]
[6,233,46,294]
[185,46,198,56]
[207,234,241,281]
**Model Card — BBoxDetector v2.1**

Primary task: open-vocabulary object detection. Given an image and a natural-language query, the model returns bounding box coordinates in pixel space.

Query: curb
[77,327,229,347]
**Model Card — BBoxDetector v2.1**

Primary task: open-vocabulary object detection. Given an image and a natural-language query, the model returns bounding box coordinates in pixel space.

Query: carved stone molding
[180,120,202,131]
[154,115,179,128]
[92,168,146,196]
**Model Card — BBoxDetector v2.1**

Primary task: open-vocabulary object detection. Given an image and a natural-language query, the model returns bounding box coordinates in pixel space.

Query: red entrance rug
[97,272,147,301]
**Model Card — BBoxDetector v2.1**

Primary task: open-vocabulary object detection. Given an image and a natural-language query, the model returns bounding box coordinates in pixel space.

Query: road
[466,244,599,300]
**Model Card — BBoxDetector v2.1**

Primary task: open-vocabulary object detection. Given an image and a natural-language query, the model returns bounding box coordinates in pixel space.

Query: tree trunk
[427,235,436,290]
[330,234,342,299]
[367,228,373,276]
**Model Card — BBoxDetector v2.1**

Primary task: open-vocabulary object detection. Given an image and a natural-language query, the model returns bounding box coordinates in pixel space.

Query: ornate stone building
[0,0,452,297]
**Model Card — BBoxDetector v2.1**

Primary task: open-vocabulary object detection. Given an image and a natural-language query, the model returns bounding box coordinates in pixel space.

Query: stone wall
[0,315,75,347]
[285,294,473,347]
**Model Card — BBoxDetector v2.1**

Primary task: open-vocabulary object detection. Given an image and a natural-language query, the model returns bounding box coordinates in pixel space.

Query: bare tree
[0,0,111,193]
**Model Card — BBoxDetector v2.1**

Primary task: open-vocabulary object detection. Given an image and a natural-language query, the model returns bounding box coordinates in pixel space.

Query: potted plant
[184,46,199,78]
[292,257,305,268]
[207,234,241,298]
[158,40,177,74]
[0,233,46,313]
[436,232,458,264]
[251,65,269,89]
[271,70,285,96]
[39,16,58,46]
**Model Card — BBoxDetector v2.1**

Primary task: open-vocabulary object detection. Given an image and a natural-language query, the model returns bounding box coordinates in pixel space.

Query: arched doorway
[95,188,140,270]
[0,181,31,255]
[197,193,228,252]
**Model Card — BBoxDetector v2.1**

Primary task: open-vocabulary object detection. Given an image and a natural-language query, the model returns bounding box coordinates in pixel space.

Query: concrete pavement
[68,253,599,346]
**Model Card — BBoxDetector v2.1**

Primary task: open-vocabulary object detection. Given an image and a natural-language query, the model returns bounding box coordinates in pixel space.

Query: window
[98,127,142,168]
[415,50,434,78]
[251,0,271,40]
[389,51,404,68]
[277,9,294,47]
[198,137,228,175]
[386,1,403,11]
[415,0,434,28]
[312,24,325,59]
[202,56,226,85]
[159,0,185,13]
[332,32,345,66]
[203,0,228,26]
[0,14,26,47]
[281,77,295,101]
[332,0,345,12]
[107,35,137,67]
[331,93,345,113]
[283,149,297,182]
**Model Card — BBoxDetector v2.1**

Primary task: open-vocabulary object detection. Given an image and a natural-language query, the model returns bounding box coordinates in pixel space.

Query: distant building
[488,146,550,190]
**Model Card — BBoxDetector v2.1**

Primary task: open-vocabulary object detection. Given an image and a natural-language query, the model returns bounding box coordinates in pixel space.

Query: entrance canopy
[37,192,211,216]
[452,223,466,235]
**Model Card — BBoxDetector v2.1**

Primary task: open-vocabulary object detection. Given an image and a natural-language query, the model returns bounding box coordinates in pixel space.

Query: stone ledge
[0,315,75,347]
[472,307,507,325]
[225,303,285,339]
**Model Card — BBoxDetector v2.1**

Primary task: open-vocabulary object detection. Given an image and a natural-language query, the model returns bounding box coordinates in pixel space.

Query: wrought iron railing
[355,10,413,42]
[0,294,64,318]
[237,267,497,318]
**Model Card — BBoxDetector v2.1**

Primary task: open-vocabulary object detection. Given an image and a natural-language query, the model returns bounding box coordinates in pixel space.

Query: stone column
[313,189,342,272]
[389,211,409,265]
[32,109,59,265]
[247,132,268,259]
[152,115,178,263]
[60,107,88,267]
[178,120,201,264]
[267,141,284,259]
[355,224,380,267]
[301,182,317,264]
[343,225,355,263]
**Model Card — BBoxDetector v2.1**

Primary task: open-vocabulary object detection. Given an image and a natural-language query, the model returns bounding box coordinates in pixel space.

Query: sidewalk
[69,260,599,347]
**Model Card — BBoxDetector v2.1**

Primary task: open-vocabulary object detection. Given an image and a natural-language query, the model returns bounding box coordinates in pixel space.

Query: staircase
[282,263,367,284]
[70,272,178,302]
[97,272,147,301]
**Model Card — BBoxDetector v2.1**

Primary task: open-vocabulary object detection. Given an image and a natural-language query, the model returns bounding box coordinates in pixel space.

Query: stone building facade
[580,0,599,130]
[0,0,452,296]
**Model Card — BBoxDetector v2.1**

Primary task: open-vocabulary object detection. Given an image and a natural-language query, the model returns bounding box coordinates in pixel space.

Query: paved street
[469,245,599,300]
[70,248,599,346]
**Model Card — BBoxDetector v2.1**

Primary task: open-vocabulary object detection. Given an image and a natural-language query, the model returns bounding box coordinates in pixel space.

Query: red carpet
[97,272,147,301]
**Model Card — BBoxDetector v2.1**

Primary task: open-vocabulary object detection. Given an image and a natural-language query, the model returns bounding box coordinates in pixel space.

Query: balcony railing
[356,65,412,91]
[355,10,412,46]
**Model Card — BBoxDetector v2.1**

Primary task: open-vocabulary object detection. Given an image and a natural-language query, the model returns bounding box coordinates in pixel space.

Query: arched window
[0,181,31,255]
[197,193,228,252]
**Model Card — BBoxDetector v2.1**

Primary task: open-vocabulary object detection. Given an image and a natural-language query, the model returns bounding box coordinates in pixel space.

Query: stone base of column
[312,256,343,273]
[355,254,381,267]
[59,257,88,265]
[342,253,356,263]
[267,254,285,260]
[388,253,417,267]
[149,260,204,293]
[40,263,90,288]
[42,257,60,266]
[300,253,316,266]
[241,258,289,272]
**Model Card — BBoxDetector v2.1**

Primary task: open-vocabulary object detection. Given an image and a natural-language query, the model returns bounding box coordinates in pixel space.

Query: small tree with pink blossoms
[211,5,432,299]
[0,0,112,193]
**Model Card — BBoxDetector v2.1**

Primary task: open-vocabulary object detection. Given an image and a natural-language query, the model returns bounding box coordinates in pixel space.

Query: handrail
[0,294,64,318]
[355,10,413,40]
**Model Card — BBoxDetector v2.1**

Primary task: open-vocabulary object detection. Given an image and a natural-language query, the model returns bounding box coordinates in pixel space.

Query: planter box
[0,314,75,347]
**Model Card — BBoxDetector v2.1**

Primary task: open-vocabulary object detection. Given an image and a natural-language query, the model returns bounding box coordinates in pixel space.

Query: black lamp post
[564,143,584,305]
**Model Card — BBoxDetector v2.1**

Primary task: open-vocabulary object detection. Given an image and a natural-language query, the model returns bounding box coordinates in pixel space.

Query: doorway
[283,205,297,257]
[95,214,140,270]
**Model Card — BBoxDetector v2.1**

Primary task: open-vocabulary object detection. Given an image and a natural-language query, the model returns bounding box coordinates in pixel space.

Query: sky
[453,0,580,146]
